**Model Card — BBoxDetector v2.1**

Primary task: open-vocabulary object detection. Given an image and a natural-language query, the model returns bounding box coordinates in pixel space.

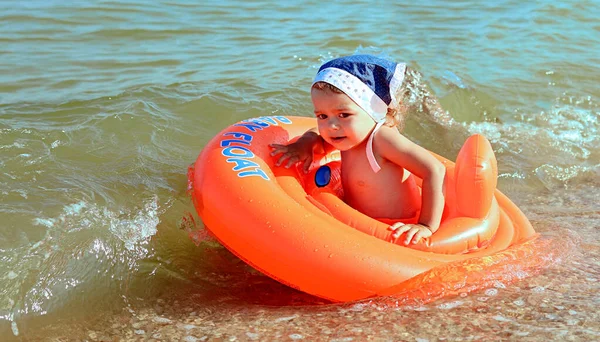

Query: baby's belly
[344,177,421,220]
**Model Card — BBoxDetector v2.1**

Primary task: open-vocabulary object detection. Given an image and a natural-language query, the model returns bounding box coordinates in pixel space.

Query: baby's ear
[384,109,403,129]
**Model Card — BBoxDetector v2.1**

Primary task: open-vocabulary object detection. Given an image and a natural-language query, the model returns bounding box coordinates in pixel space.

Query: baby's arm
[377,127,446,244]
[269,127,324,172]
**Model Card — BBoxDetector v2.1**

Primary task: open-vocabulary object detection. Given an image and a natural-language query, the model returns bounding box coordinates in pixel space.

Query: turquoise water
[1,0,599,340]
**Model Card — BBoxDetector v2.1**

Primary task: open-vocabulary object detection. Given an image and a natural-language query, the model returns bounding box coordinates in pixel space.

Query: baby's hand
[269,142,313,172]
[388,222,433,246]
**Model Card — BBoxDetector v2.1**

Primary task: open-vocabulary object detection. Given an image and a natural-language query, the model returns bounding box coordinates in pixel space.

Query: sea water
[1,0,599,340]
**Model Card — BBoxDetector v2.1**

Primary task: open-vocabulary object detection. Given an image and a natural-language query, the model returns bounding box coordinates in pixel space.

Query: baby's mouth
[331,136,346,142]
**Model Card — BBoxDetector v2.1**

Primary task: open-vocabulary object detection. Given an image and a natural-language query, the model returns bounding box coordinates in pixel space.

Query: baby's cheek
[316,125,328,137]
[316,122,326,132]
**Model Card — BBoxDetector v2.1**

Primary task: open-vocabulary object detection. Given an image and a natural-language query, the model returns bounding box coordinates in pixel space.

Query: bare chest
[340,150,420,219]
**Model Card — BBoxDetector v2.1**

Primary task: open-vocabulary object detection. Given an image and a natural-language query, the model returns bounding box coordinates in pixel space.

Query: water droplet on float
[328,254,333,258]
[314,249,318,252]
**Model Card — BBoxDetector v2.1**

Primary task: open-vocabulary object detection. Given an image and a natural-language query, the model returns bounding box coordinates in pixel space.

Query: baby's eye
[339,113,351,118]
[316,114,327,120]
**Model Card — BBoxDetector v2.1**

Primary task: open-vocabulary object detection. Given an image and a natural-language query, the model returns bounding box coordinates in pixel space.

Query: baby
[270,55,447,246]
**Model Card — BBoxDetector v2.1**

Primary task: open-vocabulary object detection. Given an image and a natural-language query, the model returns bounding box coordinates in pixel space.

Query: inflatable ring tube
[190,116,537,302]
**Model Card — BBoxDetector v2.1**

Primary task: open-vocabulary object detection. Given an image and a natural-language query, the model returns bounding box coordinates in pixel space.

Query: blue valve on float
[314,165,331,187]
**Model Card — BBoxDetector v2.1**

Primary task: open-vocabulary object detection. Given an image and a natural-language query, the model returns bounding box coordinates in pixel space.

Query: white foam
[31,197,160,251]
[108,196,159,250]
[437,300,464,309]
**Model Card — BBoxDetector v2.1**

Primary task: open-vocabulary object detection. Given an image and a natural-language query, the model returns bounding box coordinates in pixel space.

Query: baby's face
[311,87,376,151]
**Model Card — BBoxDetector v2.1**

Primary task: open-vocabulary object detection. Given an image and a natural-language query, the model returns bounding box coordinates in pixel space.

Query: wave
[1,196,163,334]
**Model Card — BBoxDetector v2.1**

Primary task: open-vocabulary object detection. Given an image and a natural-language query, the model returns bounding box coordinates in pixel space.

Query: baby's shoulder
[373,125,408,145]
[372,126,421,159]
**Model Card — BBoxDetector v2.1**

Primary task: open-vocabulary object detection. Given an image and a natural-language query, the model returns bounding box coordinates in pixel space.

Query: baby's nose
[328,119,340,130]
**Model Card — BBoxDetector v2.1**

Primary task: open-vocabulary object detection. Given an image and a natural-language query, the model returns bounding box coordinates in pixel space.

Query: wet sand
[21,254,600,341]
[17,185,600,341]
[25,264,599,342]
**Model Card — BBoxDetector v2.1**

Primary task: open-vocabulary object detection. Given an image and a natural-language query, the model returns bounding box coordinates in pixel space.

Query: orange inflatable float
[189,115,538,302]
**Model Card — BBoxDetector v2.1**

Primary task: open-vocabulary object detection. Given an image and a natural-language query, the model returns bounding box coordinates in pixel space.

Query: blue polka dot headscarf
[312,54,406,124]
